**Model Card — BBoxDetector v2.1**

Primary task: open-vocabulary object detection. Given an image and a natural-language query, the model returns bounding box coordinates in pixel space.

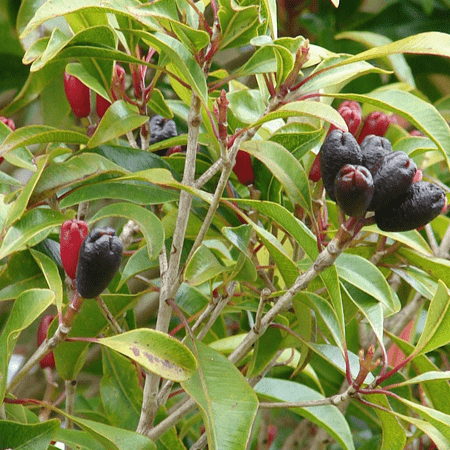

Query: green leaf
[100,347,143,430]
[416,281,450,355]
[249,100,348,131]
[335,253,399,314]
[60,179,179,209]
[65,415,155,450]
[217,0,260,50]
[0,208,74,261]
[335,31,415,86]
[30,249,63,314]
[89,202,164,260]
[368,394,407,450]
[300,56,390,95]
[255,378,355,450]
[30,152,127,206]
[4,155,48,228]
[55,428,105,450]
[0,419,60,450]
[0,125,88,158]
[182,339,258,450]
[0,289,55,402]
[98,329,196,382]
[175,282,210,316]
[88,101,148,148]
[241,140,311,213]
[118,245,159,289]
[184,245,229,286]
[20,0,141,38]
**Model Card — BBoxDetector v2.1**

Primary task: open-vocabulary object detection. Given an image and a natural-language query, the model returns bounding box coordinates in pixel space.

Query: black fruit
[150,115,178,156]
[360,135,392,172]
[75,227,123,299]
[369,151,417,211]
[375,181,446,232]
[334,165,374,217]
[320,130,362,201]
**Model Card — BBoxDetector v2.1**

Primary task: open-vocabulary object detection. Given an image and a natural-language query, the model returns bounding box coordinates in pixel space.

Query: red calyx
[357,111,390,144]
[96,94,112,118]
[63,72,91,119]
[38,315,56,369]
[0,116,15,131]
[339,101,362,115]
[233,150,255,186]
[338,106,362,137]
[60,219,89,280]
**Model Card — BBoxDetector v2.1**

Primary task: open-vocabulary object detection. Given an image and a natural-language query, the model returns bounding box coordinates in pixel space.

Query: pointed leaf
[98,329,196,382]
[182,339,258,450]
[184,245,229,286]
[0,419,60,450]
[255,378,355,450]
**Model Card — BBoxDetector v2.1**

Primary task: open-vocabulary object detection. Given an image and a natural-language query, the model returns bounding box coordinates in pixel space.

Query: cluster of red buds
[63,64,126,120]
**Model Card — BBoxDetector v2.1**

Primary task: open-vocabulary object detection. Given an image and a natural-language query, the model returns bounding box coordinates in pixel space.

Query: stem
[96,296,123,334]
[65,380,76,430]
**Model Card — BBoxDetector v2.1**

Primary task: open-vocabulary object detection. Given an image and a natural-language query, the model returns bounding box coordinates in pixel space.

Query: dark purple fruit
[360,135,392,172]
[320,130,362,201]
[149,115,178,155]
[334,165,374,217]
[75,227,123,299]
[375,181,446,232]
[369,151,417,211]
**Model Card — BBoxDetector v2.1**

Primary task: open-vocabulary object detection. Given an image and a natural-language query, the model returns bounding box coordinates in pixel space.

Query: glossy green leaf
[0,125,88,158]
[335,253,399,313]
[0,251,47,302]
[184,245,229,286]
[54,294,139,380]
[368,394,407,450]
[416,281,450,355]
[0,419,60,450]
[98,329,196,382]
[249,100,348,131]
[87,101,148,148]
[30,249,63,314]
[175,282,210,316]
[55,428,105,450]
[182,339,258,450]
[0,289,55,402]
[227,89,266,126]
[20,0,141,38]
[89,202,164,260]
[30,152,127,206]
[335,31,415,86]
[0,208,74,261]
[66,415,155,450]
[147,88,173,118]
[255,378,355,450]
[65,61,110,100]
[301,56,390,95]
[390,266,437,301]
[100,347,143,430]
[118,245,159,289]
[4,155,48,228]
[241,140,311,213]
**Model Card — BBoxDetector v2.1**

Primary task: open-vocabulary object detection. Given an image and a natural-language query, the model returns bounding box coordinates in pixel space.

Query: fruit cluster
[320,129,446,231]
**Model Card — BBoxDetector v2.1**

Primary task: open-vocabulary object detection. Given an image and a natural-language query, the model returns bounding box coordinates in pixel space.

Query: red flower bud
[233,150,255,186]
[338,106,362,137]
[60,219,89,280]
[63,72,91,119]
[308,153,322,182]
[96,94,112,118]
[38,315,56,369]
[357,111,390,144]
[0,116,15,131]
[339,101,361,115]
